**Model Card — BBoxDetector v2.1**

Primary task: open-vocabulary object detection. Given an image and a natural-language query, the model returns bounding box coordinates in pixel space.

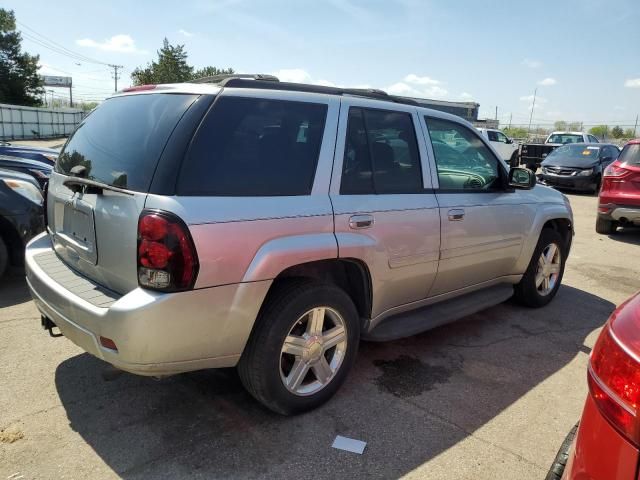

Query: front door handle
[448,209,465,221]
[349,214,374,229]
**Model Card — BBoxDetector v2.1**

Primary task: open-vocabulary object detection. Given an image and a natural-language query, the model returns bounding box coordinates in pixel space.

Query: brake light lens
[122,84,157,92]
[589,293,640,446]
[604,163,629,178]
[137,210,199,291]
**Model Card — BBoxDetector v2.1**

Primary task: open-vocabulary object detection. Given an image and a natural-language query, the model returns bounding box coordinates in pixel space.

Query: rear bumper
[25,233,271,376]
[562,395,639,479]
[598,204,640,224]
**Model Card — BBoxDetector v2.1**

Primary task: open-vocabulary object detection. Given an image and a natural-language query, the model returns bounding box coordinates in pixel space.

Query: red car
[596,139,640,234]
[549,291,640,479]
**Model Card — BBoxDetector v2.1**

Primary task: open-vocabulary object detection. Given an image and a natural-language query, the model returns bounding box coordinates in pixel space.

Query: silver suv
[25,75,573,415]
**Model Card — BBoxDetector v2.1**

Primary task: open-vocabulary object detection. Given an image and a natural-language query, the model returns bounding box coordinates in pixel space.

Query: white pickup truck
[477,128,519,166]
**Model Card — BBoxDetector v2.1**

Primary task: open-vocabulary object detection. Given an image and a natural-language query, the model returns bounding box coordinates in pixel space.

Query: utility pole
[527,88,537,139]
[634,114,638,137]
[110,64,124,92]
[508,113,512,129]
[495,106,498,121]
[69,77,73,108]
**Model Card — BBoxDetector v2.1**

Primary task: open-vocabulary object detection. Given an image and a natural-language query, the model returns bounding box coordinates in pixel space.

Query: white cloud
[273,68,312,84]
[459,92,474,100]
[624,78,640,88]
[76,34,147,54]
[519,95,547,103]
[385,73,447,98]
[521,58,542,68]
[538,77,557,86]
[178,29,194,38]
[614,105,626,110]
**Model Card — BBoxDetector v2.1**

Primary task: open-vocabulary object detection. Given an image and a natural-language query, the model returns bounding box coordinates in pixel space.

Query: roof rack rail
[218,78,420,106]
[192,73,280,84]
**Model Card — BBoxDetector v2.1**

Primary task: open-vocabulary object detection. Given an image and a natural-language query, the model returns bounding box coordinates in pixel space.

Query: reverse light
[589,294,640,447]
[137,210,198,292]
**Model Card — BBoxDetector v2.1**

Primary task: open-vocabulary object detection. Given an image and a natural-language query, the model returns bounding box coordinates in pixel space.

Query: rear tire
[0,236,8,281]
[545,423,578,480]
[514,228,566,308]
[595,216,618,235]
[238,279,360,415]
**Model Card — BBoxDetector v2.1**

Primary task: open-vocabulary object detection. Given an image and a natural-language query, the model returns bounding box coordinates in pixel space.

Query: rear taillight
[122,84,157,92]
[589,294,640,446]
[137,210,199,292]
[604,163,630,178]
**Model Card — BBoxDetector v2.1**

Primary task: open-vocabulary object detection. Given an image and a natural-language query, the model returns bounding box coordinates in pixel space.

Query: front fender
[514,201,573,273]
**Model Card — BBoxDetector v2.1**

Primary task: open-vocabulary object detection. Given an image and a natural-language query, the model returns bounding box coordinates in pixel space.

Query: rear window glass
[619,144,640,166]
[56,94,197,192]
[547,134,584,144]
[178,96,327,196]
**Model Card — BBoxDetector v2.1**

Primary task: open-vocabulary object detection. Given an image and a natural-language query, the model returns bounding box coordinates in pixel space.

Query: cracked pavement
[1,192,639,479]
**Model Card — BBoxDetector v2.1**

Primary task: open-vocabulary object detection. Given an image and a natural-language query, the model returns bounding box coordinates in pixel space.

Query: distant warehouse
[403,97,480,123]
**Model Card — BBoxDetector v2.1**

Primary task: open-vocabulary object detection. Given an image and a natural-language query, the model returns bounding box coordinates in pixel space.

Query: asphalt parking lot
[1,192,639,480]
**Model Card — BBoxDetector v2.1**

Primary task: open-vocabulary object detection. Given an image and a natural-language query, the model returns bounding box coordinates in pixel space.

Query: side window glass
[340,107,423,194]
[425,117,502,191]
[487,131,498,142]
[496,132,508,143]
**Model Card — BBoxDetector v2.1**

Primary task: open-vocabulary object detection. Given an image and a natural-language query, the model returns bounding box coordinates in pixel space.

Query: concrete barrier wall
[0,103,84,140]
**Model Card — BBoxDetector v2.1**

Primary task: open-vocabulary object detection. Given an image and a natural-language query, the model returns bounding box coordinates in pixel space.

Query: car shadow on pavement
[54,285,613,479]
[609,227,640,246]
[0,272,31,308]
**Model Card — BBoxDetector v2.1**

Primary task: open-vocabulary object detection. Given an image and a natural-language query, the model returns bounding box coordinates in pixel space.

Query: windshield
[546,144,600,161]
[55,93,198,192]
[618,144,640,166]
[547,134,584,144]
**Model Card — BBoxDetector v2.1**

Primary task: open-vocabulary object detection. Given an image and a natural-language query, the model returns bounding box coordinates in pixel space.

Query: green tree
[554,120,567,131]
[0,9,44,106]
[567,122,582,131]
[589,125,609,139]
[502,126,528,139]
[624,128,636,138]
[192,65,235,80]
[611,126,624,139]
[131,38,193,85]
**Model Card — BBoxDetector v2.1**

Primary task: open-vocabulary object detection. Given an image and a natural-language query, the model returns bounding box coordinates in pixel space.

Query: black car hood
[541,157,599,168]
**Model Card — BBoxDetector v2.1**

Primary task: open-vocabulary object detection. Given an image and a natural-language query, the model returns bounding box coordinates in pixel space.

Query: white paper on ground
[332,435,367,454]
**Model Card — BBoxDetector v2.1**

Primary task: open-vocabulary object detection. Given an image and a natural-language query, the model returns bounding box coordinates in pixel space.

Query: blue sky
[7,0,640,127]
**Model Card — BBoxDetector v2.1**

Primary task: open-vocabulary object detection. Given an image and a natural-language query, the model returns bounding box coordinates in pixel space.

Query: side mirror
[506,138,513,144]
[508,167,536,190]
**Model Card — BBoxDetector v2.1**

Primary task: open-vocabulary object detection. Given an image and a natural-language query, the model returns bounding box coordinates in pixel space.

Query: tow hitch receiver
[41,315,63,338]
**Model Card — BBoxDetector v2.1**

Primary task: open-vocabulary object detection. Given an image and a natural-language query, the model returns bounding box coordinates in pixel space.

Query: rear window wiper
[62,176,134,196]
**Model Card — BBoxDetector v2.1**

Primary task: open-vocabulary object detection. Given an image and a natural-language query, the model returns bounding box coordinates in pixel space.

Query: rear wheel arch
[0,216,23,267]
[266,258,373,323]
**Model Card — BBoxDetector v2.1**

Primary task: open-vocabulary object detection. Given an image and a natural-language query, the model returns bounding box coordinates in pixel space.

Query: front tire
[0,236,8,281]
[595,216,618,235]
[238,279,360,415]
[514,229,566,307]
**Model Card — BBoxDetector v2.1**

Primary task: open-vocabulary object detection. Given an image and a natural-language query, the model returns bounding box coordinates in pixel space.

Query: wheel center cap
[305,336,323,362]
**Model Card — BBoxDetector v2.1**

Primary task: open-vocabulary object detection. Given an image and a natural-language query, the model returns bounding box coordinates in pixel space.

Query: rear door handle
[349,214,374,229]
[448,209,465,221]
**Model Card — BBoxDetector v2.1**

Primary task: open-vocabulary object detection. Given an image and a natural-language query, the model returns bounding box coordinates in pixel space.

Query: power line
[18,21,111,66]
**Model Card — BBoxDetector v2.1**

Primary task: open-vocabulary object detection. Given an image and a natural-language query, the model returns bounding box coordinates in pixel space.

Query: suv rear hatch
[48,92,200,294]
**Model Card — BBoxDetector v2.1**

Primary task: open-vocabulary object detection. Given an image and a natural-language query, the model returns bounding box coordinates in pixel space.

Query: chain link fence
[0,103,84,140]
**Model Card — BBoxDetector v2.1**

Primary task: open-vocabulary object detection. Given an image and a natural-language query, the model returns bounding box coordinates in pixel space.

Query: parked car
[540,143,620,193]
[549,290,640,480]
[0,141,59,165]
[25,76,573,415]
[477,128,519,166]
[596,139,640,234]
[0,168,44,280]
[0,154,53,189]
[520,131,599,171]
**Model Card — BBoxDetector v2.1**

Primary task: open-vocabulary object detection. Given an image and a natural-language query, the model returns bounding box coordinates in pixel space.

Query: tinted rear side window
[56,94,198,192]
[178,96,327,196]
[340,107,422,194]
